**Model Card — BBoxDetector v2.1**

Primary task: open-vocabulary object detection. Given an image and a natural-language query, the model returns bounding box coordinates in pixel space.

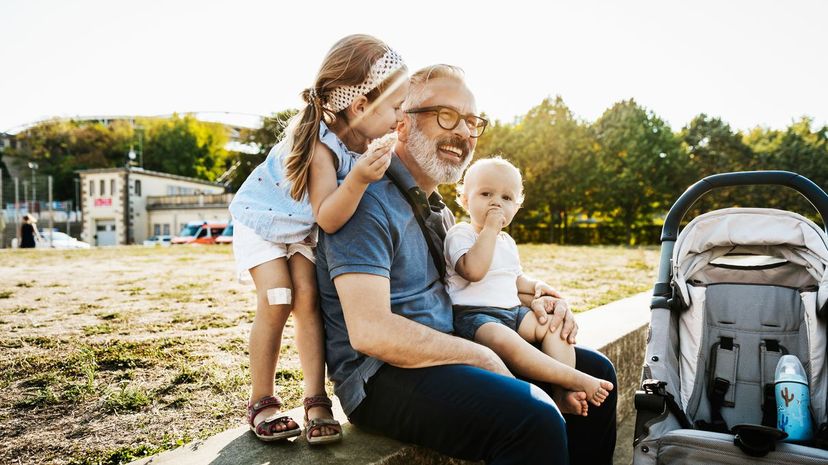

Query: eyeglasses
[405,106,488,138]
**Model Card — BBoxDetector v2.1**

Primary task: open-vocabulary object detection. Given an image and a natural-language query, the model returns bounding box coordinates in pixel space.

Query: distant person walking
[19,215,40,248]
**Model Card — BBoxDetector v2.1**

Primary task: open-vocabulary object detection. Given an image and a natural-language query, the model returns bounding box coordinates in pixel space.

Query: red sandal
[303,395,343,445]
[247,395,301,442]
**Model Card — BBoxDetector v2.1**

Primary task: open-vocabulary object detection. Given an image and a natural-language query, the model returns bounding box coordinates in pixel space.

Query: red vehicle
[215,221,233,244]
[171,221,227,245]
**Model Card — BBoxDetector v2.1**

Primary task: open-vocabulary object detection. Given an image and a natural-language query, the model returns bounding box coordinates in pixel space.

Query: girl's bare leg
[288,253,337,437]
[248,258,298,432]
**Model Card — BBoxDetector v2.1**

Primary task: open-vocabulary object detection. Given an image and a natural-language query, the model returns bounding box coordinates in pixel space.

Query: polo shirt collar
[387,154,446,213]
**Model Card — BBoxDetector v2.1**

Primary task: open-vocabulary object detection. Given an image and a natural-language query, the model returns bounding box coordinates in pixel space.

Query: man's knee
[577,348,617,384]
[517,388,567,439]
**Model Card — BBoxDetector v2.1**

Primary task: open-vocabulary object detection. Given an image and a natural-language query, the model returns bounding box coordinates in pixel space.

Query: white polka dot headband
[324,48,405,113]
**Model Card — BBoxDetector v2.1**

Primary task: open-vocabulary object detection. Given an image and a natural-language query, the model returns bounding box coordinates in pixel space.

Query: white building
[78,167,228,246]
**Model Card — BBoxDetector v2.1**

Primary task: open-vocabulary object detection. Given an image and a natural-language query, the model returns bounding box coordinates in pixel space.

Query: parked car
[215,221,233,244]
[142,235,172,246]
[171,221,227,245]
[37,231,91,249]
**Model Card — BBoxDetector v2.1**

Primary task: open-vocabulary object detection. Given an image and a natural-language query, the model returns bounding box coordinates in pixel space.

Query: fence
[0,171,82,248]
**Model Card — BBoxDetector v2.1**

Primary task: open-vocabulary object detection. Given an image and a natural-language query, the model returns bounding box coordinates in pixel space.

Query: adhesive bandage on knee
[266,288,292,305]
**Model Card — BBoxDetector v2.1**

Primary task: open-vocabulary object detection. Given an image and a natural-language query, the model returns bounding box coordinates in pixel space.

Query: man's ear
[397,115,410,142]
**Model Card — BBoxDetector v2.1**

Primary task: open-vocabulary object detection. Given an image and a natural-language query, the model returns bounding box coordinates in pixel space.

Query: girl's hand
[353,133,396,185]
[353,146,392,184]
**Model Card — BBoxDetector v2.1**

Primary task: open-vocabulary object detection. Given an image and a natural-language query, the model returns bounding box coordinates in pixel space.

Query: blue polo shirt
[316,156,454,415]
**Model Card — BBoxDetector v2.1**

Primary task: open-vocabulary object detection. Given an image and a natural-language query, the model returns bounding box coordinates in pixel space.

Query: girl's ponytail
[284,88,328,201]
[282,34,403,202]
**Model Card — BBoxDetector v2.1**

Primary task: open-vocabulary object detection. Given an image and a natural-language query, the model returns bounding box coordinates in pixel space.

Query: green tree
[509,97,596,243]
[229,109,299,191]
[1,119,131,200]
[742,118,828,216]
[680,114,757,213]
[592,99,688,244]
[140,114,231,181]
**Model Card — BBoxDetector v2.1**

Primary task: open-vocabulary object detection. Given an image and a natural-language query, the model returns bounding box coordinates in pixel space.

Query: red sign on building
[94,198,112,207]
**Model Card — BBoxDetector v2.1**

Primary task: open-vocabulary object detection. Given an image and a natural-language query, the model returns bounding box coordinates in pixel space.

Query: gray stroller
[633,171,828,464]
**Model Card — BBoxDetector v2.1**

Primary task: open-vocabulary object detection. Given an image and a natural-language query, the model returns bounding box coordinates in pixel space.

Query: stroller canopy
[673,207,828,311]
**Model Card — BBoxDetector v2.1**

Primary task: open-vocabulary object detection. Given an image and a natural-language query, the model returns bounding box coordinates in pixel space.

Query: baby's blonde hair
[456,156,525,212]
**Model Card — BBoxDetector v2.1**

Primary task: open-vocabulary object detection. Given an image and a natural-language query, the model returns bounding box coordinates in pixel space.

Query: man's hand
[530,296,578,344]
[549,298,577,344]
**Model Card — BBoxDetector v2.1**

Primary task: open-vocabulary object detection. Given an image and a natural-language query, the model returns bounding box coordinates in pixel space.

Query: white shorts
[232,220,315,284]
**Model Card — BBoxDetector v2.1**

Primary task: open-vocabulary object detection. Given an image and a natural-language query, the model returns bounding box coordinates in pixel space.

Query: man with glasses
[316,64,617,464]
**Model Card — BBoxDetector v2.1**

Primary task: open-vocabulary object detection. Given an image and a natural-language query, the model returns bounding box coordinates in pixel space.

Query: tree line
[0,114,233,201]
[467,97,828,244]
[1,101,825,244]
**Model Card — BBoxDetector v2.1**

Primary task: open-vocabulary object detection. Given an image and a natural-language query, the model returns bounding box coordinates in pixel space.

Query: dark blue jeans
[348,346,617,465]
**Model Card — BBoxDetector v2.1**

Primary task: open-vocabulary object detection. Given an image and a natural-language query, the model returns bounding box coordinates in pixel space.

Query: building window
[135,180,142,196]
[153,224,161,236]
[100,180,106,196]
[110,179,116,197]
[89,180,94,196]
[162,224,170,235]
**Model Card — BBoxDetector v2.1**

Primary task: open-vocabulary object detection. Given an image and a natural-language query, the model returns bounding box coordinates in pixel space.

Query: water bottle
[775,354,813,442]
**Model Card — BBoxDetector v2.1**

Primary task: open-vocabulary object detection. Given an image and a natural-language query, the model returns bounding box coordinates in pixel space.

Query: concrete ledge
[131,292,651,465]
[575,292,651,422]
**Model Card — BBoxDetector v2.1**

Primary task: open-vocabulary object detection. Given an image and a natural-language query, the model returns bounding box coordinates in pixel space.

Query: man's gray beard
[406,120,473,184]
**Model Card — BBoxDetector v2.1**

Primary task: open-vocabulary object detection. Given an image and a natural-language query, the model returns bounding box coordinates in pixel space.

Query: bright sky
[2,0,826,134]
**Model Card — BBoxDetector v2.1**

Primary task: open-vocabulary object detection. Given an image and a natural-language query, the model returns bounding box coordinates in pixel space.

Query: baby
[444,157,614,415]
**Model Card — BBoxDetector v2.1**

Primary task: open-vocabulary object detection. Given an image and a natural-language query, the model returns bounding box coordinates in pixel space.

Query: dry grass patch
[0,243,657,464]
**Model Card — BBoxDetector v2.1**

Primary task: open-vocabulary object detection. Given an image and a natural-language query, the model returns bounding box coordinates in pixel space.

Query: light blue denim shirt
[229,121,358,244]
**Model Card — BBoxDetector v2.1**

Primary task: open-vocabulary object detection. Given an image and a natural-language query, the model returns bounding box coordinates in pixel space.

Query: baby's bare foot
[553,389,588,416]
[576,373,614,407]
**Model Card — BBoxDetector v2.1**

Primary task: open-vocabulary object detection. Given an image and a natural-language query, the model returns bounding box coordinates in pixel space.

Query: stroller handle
[661,170,828,241]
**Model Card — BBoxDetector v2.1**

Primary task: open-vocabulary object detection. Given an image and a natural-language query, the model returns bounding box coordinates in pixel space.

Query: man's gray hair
[404,64,466,110]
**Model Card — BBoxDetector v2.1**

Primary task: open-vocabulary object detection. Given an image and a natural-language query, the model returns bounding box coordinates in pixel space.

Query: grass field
[0,244,658,464]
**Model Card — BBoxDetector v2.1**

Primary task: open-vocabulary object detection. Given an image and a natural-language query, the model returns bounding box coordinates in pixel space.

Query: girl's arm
[308,140,391,234]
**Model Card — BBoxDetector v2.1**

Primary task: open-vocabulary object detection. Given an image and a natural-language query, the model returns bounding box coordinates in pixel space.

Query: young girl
[229,34,409,444]
[444,157,614,416]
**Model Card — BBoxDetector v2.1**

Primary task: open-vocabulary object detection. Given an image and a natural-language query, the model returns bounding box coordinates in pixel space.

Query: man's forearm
[334,273,508,375]
[354,312,495,370]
